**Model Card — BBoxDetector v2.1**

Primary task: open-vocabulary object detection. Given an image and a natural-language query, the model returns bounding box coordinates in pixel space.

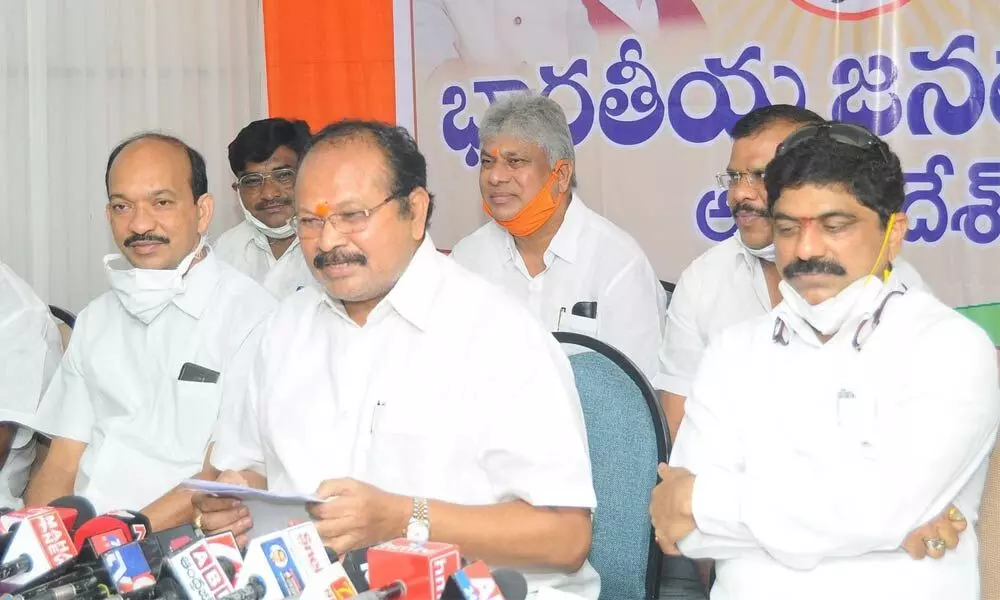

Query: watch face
[407,521,429,543]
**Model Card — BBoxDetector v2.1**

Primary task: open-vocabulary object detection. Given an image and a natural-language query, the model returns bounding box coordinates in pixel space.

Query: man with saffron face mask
[215,118,314,298]
[24,133,275,529]
[649,122,998,599]
[451,91,666,381]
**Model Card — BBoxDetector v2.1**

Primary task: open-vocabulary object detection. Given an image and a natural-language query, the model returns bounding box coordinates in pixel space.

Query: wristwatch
[405,497,430,543]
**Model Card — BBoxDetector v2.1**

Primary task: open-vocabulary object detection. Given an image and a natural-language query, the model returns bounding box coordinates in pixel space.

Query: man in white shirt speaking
[197,120,600,598]
[24,133,276,529]
[214,118,313,298]
[656,105,926,440]
[451,92,665,381]
[0,262,62,509]
[650,121,999,599]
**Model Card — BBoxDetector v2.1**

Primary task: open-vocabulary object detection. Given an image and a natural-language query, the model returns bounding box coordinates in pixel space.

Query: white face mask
[734,229,776,263]
[104,237,207,324]
[778,274,886,336]
[242,203,295,240]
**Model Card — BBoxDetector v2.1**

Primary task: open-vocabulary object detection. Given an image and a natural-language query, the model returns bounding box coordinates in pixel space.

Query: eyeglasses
[232,168,297,192]
[775,122,891,162]
[716,169,766,189]
[290,195,398,237]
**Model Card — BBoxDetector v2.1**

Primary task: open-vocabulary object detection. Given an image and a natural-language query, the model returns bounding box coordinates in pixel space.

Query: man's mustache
[783,257,847,279]
[730,201,769,219]
[314,248,368,269]
[124,232,170,247]
[254,197,293,211]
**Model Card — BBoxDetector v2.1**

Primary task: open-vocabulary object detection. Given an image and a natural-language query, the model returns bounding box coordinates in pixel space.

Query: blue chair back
[554,332,670,600]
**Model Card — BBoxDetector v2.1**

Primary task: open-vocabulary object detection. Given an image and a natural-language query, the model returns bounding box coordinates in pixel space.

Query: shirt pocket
[559,312,599,338]
[836,388,878,461]
[174,380,222,454]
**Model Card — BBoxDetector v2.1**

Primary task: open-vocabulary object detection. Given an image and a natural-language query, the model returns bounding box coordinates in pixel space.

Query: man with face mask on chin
[24,133,276,530]
[214,118,314,298]
[656,105,926,441]
[450,91,666,382]
[649,121,998,600]
[198,120,601,599]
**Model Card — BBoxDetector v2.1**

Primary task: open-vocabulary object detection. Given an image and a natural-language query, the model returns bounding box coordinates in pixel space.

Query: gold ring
[948,506,966,522]
[923,537,946,553]
[194,512,204,530]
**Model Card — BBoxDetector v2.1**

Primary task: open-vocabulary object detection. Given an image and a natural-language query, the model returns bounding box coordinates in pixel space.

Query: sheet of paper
[180,479,326,502]
[181,479,325,538]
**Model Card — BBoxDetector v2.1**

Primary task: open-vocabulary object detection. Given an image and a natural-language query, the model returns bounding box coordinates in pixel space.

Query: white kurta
[29,252,276,513]
[213,237,600,599]
[213,221,311,299]
[655,235,928,396]
[0,262,62,509]
[670,275,999,599]
[451,196,666,382]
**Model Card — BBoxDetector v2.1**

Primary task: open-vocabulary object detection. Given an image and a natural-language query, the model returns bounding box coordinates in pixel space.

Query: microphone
[235,522,333,599]
[439,562,528,600]
[163,537,236,600]
[341,547,371,592]
[0,508,78,592]
[102,511,151,542]
[44,497,97,536]
[138,524,200,576]
[297,561,361,600]
[216,575,266,600]
[353,580,406,599]
[203,532,243,585]
[102,540,157,594]
[366,539,461,600]
[72,516,135,556]
[1,496,96,536]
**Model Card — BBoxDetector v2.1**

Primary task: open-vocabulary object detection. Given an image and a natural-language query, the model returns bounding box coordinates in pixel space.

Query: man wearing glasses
[197,120,601,598]
[214,118,314,298]
[655,105,926,441]
[650,122,996,599]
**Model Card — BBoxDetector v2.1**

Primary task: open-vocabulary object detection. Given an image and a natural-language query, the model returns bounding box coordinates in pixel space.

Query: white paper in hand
[182,479,330,538]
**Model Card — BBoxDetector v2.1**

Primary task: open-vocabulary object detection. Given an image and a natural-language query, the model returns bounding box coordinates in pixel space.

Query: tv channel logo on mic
[262,538,306,597]
[103,542,156,593]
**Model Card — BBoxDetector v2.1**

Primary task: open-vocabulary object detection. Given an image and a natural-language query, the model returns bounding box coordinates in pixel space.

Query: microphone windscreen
[71,516,132,552]
[48,497,97,529]
[493,569,528,600]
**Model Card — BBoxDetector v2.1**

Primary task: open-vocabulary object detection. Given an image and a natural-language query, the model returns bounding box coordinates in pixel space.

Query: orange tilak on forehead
[314,202,330,218]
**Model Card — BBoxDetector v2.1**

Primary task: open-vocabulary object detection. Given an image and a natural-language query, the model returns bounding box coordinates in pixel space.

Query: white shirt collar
[321,236,443,332]
[500,192,586,266]
[248,225,299,256]
[772,269,909,349]
[172,250,222,320]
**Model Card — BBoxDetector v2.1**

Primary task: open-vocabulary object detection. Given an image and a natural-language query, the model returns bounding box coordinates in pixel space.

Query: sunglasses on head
[775,122,892,163]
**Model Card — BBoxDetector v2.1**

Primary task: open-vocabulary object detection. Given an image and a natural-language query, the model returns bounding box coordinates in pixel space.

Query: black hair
[731,104,825,139]
[105,132,208,202]
[302,120,435,226]
[228,118,312,175]
[764,122,904,228]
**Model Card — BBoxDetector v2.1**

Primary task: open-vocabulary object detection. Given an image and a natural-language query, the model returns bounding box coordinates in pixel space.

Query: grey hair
[478,92,577,187]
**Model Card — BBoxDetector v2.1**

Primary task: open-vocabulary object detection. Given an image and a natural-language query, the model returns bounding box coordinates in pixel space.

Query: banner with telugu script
[397,0,1000,339]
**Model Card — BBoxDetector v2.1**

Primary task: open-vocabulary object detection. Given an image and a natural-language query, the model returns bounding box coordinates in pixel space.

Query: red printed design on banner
[790,0,912,21]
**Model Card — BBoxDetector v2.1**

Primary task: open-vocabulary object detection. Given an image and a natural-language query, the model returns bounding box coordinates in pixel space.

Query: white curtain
[0,0,268,313]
